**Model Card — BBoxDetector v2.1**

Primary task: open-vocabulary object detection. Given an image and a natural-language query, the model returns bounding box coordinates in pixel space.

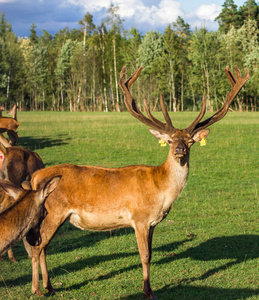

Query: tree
[29,22,38,45]
[239,0,259,24]
[163,25,179,112]
[137,30,164,109]
[237,19,259,111]
[172,17,191,111]
[215,0,240,33]
[79,12,96,49]
[0,11,12,40]
[55,39,75,111]
[105,4,124,111]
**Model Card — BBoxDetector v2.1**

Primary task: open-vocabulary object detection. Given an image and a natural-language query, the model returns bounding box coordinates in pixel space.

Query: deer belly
[68,210,132,231]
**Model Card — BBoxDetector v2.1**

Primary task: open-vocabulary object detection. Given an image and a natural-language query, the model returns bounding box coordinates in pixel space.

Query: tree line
[0,0,258,113]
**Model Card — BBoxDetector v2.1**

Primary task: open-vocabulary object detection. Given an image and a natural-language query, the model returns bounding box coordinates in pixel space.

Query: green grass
[0,111,258,300]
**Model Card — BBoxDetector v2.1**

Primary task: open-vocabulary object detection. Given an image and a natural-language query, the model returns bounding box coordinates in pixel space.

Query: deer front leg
[40,247,55,294]
[31,246,43,296]
[135,224,156,299]
[31,212,67,296]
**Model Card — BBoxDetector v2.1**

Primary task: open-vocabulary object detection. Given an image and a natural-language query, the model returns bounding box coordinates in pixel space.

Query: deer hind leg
[31,213,67,296]
[22,237,32,258]
[7,248,16,262]
[135,224,156,299]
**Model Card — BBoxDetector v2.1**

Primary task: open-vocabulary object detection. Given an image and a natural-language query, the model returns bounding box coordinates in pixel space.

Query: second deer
[0,176,61,257]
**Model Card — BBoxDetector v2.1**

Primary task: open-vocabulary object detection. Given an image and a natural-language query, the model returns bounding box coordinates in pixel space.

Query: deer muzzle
[175,143,187,158]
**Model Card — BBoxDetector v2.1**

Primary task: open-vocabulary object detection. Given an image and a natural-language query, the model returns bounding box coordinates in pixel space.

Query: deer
[0,104,19,146]
[0,143,45,261]
[27,66,250,299]
[0,176,61,257]
[7,104,17,120]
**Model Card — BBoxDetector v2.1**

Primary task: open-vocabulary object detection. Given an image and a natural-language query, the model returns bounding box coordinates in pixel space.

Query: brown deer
[7,104,17,120]
[0,176,61,257]
[0,116,19,146]
[28,66,249,299]
[0,144,45,261]
[0,104,19,146]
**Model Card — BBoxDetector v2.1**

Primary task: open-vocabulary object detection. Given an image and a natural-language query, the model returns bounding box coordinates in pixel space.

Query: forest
[0,0,258,112]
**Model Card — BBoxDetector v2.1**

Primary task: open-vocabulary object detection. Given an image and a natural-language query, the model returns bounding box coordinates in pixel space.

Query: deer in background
[0,176,61,257]
[0,104,19,146]
[27,66,249,299]
[7,104,17,120]
[0,143,45,261]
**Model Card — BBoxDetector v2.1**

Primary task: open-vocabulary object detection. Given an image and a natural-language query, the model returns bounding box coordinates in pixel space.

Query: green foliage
[0,1,258,112]
[0,111,258,299]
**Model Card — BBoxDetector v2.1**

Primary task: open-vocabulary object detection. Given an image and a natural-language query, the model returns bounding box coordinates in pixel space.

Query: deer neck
[162,150,190,196]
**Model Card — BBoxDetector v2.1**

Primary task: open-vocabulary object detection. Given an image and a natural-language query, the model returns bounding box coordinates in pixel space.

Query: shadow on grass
[18,134,71,151]
[121,285,259,300]
[1,234,258,300]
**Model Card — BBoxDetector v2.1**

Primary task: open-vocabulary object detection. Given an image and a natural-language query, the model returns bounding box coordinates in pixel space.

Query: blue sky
[1,0,248,38]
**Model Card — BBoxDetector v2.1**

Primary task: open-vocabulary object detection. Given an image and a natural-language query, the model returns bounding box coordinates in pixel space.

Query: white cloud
[63,0,220,31]
[195,4,221,21]
[65,0,110,12]
[65,0,183,26]
[0,0,17,3]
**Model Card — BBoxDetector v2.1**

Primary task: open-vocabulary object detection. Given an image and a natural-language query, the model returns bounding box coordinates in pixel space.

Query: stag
[0,144,45,261]
[0,176,61,257]
[28,66,249,298]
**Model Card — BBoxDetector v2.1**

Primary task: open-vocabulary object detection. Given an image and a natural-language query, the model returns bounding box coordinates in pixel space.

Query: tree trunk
[181,69,184,111]
[113,36,120,112]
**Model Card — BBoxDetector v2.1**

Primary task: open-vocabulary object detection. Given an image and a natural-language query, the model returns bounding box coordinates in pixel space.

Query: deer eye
[168,140,172,144]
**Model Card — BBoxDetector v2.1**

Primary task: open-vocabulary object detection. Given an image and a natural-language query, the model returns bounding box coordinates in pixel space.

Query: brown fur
[0,177,61,256]
[0,145,45,261]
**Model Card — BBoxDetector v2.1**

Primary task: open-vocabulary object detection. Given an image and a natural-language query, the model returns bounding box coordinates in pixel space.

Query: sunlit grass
[0,111,258,299]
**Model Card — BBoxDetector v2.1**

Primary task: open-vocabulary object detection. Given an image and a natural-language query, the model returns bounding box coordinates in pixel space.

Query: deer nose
[175,145,186,155]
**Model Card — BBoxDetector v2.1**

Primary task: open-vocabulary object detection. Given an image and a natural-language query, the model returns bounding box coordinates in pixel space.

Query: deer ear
[0,180,23,200]
[192,129,210,143]
[39,176,62,201]
[149,129,171,144]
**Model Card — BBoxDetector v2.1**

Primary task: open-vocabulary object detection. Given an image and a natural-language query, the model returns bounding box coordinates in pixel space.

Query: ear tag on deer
[200,138,207,146]
[159,139,167,147]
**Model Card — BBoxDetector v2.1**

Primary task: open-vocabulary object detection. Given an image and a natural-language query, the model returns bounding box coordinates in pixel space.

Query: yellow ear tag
[200,138,207,146]
[159,139,167,147]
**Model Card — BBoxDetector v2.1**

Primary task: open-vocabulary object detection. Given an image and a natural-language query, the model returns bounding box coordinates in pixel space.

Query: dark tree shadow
[18,134,71,151]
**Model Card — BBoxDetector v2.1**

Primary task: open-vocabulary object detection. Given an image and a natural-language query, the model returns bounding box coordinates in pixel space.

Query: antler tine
[189,66,250,136]
[160,94,174,131]
[143,99,165,129]
[119,66,176,133]
[185,92,207,134]
[143,95,175,131]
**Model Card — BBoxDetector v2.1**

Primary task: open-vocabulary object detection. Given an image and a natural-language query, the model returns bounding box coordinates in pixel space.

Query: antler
[186,66,250,135]
[119,66,176,134]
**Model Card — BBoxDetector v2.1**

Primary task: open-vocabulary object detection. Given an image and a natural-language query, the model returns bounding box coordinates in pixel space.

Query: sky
[1,0,248,38]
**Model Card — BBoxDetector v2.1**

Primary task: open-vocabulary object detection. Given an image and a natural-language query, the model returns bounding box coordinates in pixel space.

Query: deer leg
[31,213,67,295]
[7,248,16,262]
[31,246,43,296]
[37,247,54,294]
[135,224,156,299]
[22,237,32,258]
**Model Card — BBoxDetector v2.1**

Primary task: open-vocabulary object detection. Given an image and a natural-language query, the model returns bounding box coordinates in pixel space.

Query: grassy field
[0,111,258,300]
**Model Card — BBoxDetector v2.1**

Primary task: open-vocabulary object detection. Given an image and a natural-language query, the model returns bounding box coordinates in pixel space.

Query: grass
[0,111,258,300]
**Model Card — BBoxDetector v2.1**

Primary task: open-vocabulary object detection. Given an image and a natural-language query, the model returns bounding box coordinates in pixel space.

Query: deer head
[119,66,250,163]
